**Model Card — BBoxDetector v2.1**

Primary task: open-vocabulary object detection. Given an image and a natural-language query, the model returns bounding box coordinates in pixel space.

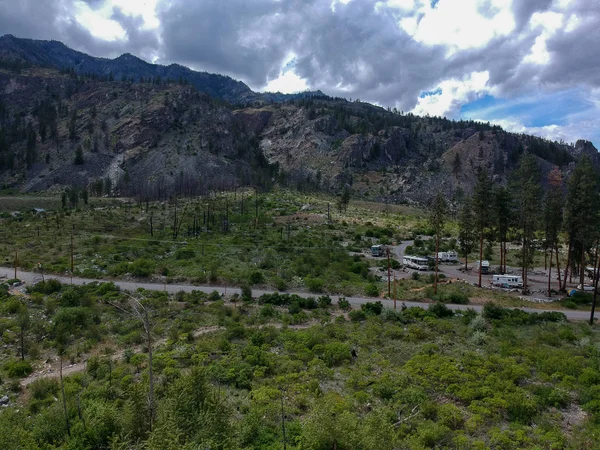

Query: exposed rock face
[0,44,597,205]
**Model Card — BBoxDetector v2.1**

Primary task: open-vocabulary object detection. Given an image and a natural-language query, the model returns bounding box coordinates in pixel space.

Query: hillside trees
[562,155,600,291]
[512,154,542,293]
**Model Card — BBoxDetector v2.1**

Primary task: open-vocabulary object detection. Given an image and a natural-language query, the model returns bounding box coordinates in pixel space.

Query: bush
[411,272,421,281]
[568,291,593,305]
[338,298,351,311]
[5,360,33,378]
[248,271,264,285]
[361,301,383,316]
[365,283,380,297]
[305,276,324,293]
[208,291,221,302]
[317,295,332,308]
[240,284,252,301]
[349,309,367,322]
[28,279,62,295]
[428,302,453,318]
[29,378,59,400]
[174,248,195,260]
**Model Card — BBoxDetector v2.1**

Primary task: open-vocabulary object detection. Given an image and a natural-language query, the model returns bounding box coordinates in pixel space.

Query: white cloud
[405,0,516,53]
[411,71,490,117]
[263,69,309,93]
[74,2,126,41]
[523,11,563,64]
[73,0,159,43]
[112,0,160,29]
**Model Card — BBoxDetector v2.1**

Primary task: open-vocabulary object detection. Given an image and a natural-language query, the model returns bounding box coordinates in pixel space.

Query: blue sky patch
[419,87,442,98]
[460,89,593,127]
[459,89,599,146]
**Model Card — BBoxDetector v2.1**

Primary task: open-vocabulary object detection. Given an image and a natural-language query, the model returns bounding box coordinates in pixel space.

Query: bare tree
[108,292,156,429]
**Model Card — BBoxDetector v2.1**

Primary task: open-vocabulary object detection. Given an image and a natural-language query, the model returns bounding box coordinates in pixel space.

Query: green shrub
[318,295,332,308]
[28,279,62,295]
[29,378,59,400]
[208,291,221,302]
[365,284,380,297]
[240,284,252,301]
[428,302,453,318]
[5,360,33,378]
[249,271,264,285]
[338,298,351,311]
[305,276,324,293]
[174,248,195,260]
[349,309,367,322]
[361,301,383,315]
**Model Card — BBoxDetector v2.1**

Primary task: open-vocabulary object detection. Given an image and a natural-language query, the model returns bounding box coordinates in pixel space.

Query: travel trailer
[492,275,523,288]
[436,251,458,262]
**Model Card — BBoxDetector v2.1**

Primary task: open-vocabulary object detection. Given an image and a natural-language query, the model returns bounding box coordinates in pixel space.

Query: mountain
[0,34,324,105]
[0,36,597,204]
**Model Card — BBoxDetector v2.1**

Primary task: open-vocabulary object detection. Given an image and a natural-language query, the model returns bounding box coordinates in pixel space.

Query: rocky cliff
[0,38,597,205]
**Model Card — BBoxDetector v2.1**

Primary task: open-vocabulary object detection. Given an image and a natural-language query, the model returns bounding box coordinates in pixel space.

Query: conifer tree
[564,155,600,292]
[458,197,477,271]
[429,193,448,294]
[472,169,490,287]
[544,167,564,296]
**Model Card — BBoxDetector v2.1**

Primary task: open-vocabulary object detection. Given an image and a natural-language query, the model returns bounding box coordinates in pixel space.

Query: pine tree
[74,145,84,165]
[544,167,564,296]
[472,169,491,287]
[458,197,477,271]
[492,185,513,274]
[429,193,448,294]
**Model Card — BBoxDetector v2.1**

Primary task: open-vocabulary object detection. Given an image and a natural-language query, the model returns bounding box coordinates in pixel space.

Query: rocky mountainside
[0,39,597,205]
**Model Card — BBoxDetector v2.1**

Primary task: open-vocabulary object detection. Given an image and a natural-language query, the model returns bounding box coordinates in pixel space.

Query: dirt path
[20,326,225,388]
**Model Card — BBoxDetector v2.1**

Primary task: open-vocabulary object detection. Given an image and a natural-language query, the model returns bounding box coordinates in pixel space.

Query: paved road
[3,268,594,322]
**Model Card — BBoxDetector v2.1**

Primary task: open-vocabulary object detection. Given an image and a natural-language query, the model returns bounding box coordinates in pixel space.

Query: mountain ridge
[0,36,598,204]
[0,34,325,105]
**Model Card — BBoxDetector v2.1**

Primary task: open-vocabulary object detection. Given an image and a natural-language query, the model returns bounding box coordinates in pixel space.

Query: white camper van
[492,275,523,288]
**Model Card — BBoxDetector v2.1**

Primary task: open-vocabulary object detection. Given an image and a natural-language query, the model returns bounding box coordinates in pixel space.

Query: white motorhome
[474,260,490,274]
[403,255,429,271]
[492,275,523,288]
[437,251,458,262]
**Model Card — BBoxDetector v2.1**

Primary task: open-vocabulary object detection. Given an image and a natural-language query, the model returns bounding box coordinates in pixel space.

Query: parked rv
[371,244,384,257]
[403,255,429,270]
[474,260,490,274]
[492,275,523,288]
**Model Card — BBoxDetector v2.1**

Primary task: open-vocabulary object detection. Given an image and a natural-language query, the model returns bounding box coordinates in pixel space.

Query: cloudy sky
[1,0,599,146]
